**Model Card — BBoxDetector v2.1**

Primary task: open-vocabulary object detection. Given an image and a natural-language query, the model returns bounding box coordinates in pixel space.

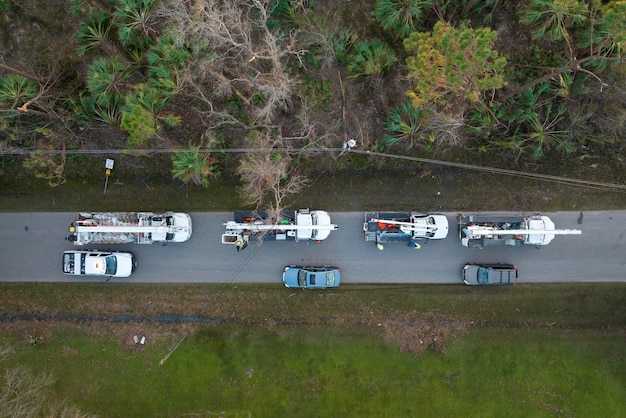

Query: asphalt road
[1,211,624,284]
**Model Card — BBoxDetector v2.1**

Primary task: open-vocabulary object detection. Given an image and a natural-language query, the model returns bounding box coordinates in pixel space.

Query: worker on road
[236,235,247,251]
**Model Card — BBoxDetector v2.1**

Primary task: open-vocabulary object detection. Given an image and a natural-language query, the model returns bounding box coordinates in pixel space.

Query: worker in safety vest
[236,235,247,251]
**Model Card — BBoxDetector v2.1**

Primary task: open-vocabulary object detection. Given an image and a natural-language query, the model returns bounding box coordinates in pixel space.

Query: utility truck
[222,209,337,250]
[363,212,449,248]
[67,212,192,245]
[458,214,581,248]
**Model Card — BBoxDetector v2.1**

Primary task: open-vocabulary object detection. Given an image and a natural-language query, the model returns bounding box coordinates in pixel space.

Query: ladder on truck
[371,218,440,234]
[67,212,188,245]
[221,222,338,244]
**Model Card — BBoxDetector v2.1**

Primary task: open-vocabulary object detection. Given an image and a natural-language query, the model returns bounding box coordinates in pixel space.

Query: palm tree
[69,94,121,126]
[381,101,423,150]
[375,0,433,39]
[115,0,158,48]
[524,102,573,160]
[86,57,132,107]
[171,147,220,187]
[503,82,573,160]
[75,9,116,56]
[347,40,397,79]
[0,75,38,109]
[520,0,588,56]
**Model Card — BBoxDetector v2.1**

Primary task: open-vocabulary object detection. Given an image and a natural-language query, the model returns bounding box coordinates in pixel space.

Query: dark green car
[463,263,518,285]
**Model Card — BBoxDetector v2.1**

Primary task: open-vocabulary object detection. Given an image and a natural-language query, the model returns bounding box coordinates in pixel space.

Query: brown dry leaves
[0,285,468,355]
[381,312,468,355]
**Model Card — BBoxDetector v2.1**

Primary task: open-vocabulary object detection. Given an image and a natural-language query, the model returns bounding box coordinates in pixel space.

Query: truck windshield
[311,213,318,239]
[104,256,117,275]
[80,253,86,275]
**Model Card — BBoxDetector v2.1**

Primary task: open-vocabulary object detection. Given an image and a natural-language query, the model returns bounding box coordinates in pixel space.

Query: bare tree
[0,366,95,418]
[155,0,306,121]
[237,129,309,212]
[426,109,466,149]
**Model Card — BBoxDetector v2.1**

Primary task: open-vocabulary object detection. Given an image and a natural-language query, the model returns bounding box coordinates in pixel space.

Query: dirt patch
[381,312,468,355]
[0,313,468,356]
[62,345,79,357]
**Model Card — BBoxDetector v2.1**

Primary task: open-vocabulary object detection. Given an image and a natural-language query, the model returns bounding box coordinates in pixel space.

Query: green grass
[1,283,625,416]
[417,328,626,417]
[3,325,625,417]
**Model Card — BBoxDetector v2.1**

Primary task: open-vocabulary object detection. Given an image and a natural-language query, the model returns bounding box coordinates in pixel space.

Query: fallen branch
[207,69,250,105]
[500,55,617,101]
[158,333,187,366]
[0,62,42,82]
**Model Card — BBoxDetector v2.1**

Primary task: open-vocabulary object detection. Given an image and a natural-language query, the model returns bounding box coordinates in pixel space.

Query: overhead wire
[350,149,626,193]
[2,145,625,192]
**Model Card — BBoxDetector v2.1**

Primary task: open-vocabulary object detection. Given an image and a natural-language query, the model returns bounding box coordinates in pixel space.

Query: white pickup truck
[62,250,136,277]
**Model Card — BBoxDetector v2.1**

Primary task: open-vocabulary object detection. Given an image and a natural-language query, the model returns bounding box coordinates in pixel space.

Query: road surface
[0,211,624,284]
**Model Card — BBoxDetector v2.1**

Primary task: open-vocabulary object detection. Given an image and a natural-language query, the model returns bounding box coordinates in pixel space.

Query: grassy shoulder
[1,283,625,416]
[1,282,624,329]
[3,154,626,212]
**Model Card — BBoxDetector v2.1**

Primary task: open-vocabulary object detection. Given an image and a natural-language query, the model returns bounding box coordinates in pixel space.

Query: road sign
[104,159,115,194]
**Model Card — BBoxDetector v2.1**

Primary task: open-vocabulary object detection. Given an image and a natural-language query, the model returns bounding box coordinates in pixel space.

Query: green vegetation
[381,101,424,150]
[420,328,625,416]
[347,39,398,79]
[520,0,588,43]
[3,326,624,417]
[171,144,220,187]
[375,0,433,39]
[0,0,625,206]
[404,22,507,108]
[1,283,625,417]
[120,101,158,147]
[301,77,334,110]
[4,152,626,212]
[0,75,38,109]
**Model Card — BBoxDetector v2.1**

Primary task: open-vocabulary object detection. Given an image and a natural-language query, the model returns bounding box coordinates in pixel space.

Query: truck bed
[364,212,414,243]
[233,210,299,241]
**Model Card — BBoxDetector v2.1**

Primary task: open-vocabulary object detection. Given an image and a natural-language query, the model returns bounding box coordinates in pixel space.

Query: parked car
[63,250,136,278]
[463,263,517,285]
[282,265,341,289]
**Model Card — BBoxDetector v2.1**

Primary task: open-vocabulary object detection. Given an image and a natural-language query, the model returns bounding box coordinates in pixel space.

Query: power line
[352,150,626,192]
[2,146,625,192]
[0,147,343,155]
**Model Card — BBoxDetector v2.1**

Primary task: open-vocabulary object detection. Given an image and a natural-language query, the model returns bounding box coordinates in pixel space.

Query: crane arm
[465,228,582,236]
[370,218,438,232]
[71,225,184,233]
[223,221,338,231]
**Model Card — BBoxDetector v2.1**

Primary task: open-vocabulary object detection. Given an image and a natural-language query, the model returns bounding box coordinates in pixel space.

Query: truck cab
[298,210,333,240]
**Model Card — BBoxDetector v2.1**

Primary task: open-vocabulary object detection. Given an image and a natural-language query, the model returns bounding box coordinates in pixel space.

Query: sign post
[104,159,114,194]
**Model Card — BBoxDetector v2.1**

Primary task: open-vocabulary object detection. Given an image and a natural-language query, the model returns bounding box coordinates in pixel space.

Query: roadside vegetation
[1,283,625,416]
[1,0,625,209]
